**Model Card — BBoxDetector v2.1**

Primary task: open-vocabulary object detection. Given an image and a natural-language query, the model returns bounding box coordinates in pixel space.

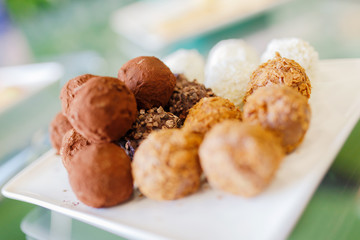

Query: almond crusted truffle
[49,112,73,154]
[118,56,176,109]
[199,120,284,197]
[67,143,133,208]
[244,52,311,102]
[132,129,202,201]
[67,76,137,142]
[183,97,242,135]
[243,85,311,153]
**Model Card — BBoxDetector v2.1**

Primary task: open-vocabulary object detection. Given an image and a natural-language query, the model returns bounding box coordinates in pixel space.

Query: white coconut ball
[163,49,205,84]
[261,38,319,78]
[205,39,260,107]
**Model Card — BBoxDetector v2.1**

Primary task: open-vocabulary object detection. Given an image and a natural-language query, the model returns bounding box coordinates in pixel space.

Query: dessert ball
[49,112,73,154]
[243,85,311,153]
[132,129,202,201]
[183,97,242,135]
[163,49,205,84]
[67,143,133,208]
[199,120,284,197]
[261,38,319,78]
[244,52,311,102]
[67,76,137,142]
[167,74,215,122]
[118,56,176,109]
[60,74,97,115]
[60,129,91,170]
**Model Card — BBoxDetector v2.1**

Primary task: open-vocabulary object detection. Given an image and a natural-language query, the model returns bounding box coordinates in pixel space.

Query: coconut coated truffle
[183,97,242,135]
[199,120,284,197]
[49,112,73,154]
[243,85,311,153]
[67,76,137,142]
[132,129,202,201]
[244,52,311,102]
[67,143,133,208]
[118,56,176,109]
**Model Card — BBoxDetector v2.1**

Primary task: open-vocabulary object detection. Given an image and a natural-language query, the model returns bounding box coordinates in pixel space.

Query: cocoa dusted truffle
[244,52,311,102]
[132,129,202,201]
[243,85,311,153]
[118,56,176,109]
[67,76,137,142]
[199,120,284,197]
[49,112,73,154]
[60,129,91,170]
[167,74,215,122]
[183,97,242,135]
[60,74,97,115]
[67,143,133,208]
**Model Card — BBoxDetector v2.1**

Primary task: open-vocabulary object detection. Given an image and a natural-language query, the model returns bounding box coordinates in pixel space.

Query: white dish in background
[111,0,291,51]
[3,59,360,240]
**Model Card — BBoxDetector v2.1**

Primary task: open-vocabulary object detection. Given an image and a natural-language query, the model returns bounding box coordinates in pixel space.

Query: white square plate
[3,59,360,240]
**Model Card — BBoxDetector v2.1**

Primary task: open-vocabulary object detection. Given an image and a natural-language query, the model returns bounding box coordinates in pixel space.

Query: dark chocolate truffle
[67,76,137,142]
[49,112,73,154]
[118,56,176,109]
[67,143,133,208]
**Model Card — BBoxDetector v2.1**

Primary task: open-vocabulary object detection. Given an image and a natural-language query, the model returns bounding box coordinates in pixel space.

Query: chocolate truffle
[49,112,73,154]
[67,76,137,142]
[67,143,133,208]
[243,85,311,153]
[167,74,215,122]
[60,129,91,170]
[199,120,284,197]
[132,129,202,201]
[244,52,311,102]
[118,56,176,109]
[183,97,242,136]
[60,74,97,115]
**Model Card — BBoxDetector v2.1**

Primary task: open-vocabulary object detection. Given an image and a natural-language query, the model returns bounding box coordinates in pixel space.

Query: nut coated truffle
[67,143,133,208]
[244,52,311,102]
[60,129,91,170]
[67,76,137,142]
[60,74,97,115]
[199,120,284,197]
[118,56,176,109]
[183,97,242,135]
[243,85,311,153]
[49,112,73,154]
[132,129,202,201]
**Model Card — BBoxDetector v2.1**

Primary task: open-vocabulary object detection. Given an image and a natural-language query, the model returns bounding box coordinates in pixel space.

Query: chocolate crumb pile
[117,106,181,158]
[167,74,215,122]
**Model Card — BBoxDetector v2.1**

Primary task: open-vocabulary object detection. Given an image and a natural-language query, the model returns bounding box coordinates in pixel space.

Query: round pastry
[60,74,97,115]
[244,52,311,102]
[132,129,202,201]
[67,143,133,208]
[60,129,91,170]
[49,112,73,154]
[199,120,284,197]
[183,97,242,135]
[67,76,137,142]
[118,56,176,109]
[243,85,311,153]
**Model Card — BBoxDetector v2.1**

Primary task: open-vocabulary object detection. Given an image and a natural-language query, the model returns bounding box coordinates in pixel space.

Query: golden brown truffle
[118,56,176,109]
[60,129,91,170]
[243,85,311,153]
[199,120,284,197]
[132,129,202,201]
[244,52,311,102]
[67,76,137,142]
[49,112,73,154]
[67,143,133,208]
[183,97,242,135]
